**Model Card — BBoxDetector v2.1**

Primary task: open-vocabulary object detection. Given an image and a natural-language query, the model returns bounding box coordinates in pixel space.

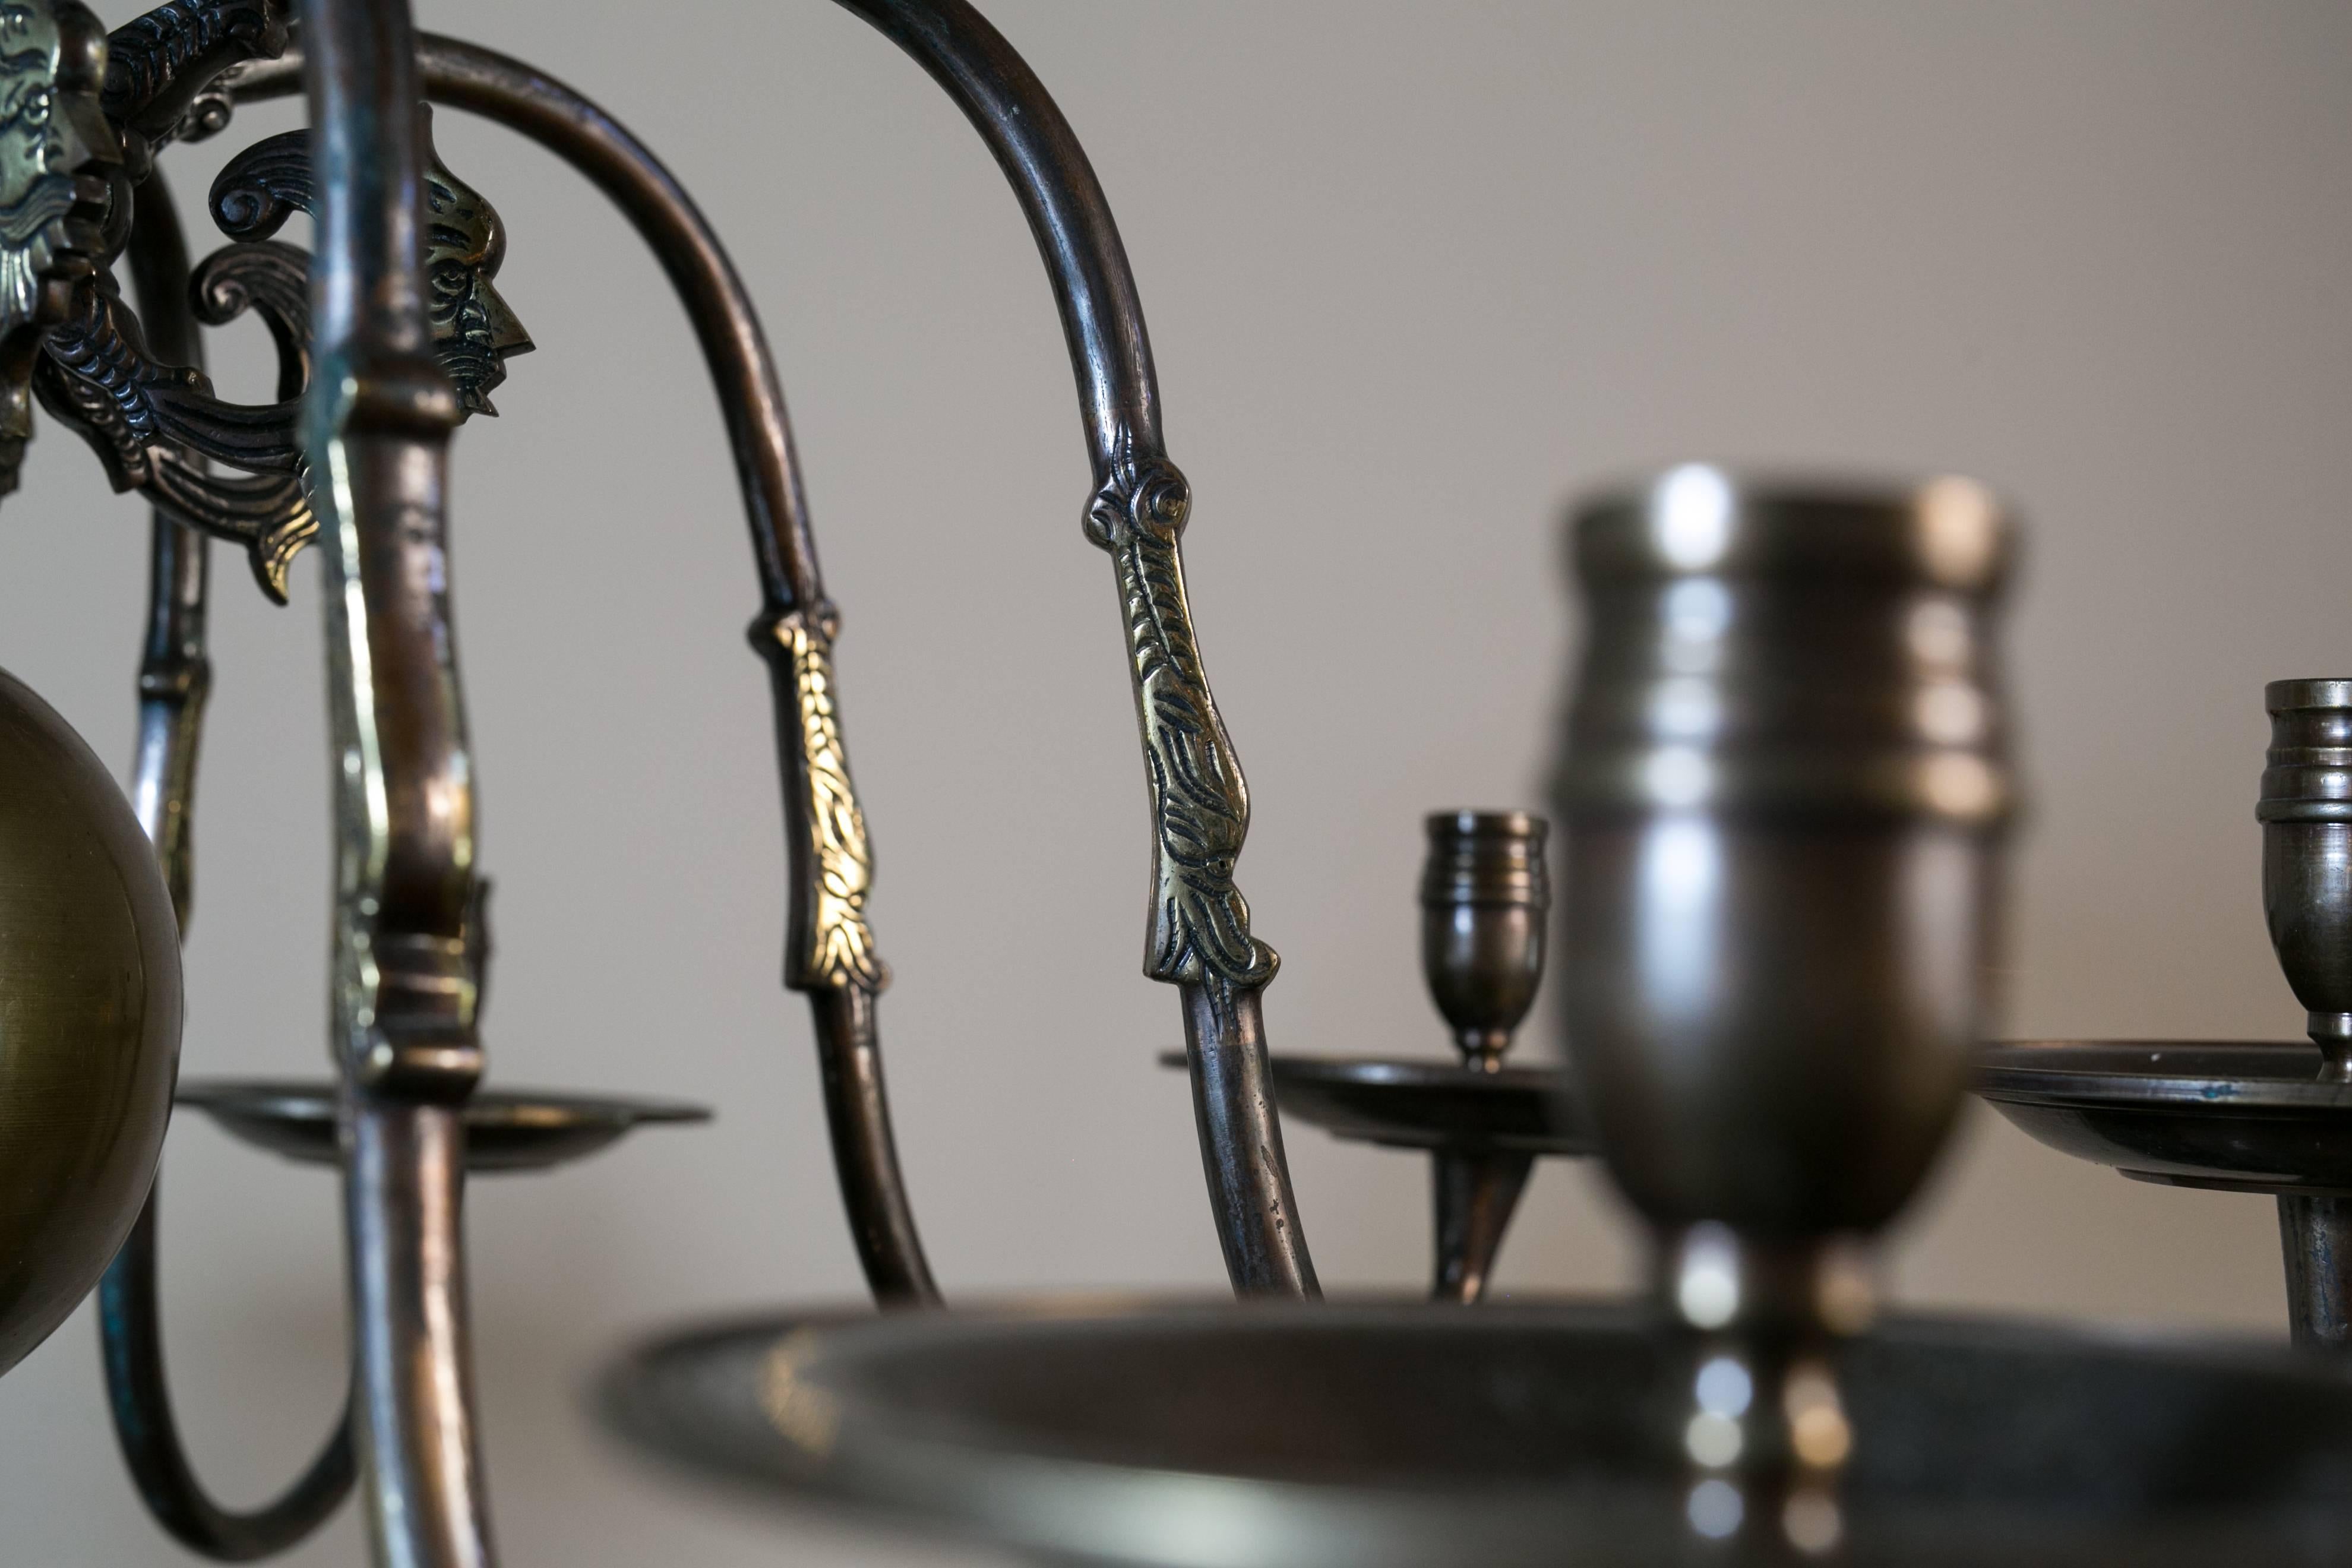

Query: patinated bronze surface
[796,0,1320,1298]
[604,1301,2352,1568]
[1421,811,1548,1070]
[0,0,113,492]
[234,31,943,1305]
[68,2,1306,1556]
[1980,1042,2352,1350]
[0,665,179,1378]
[97,156,358,1564]
[1158,812,1582,1301]
[20,13,523,604]
[1975,681,2352,1352]
[0,2,2333,1564]
[2262,679,2352,1080]
[1222,1055,1589,1157]
[1556,469,2017,1553]
[176,1082,708,1173]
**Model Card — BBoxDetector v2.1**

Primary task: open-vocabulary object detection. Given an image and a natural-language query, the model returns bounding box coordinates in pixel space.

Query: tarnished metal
[1556,467,2018,1552]
[210,110,531,416]
[1417,811,1551,1301]
[99,1190,355,1561]
[1979,681,2352,1352]
[122,176,211,928]
[175,1081,707,1174]
[4,3,2350,1565]
[238,2,1308,1298]
[32,43,521,603]
[0,0,115,494]
[295,1,492,1564]
[99,167,359,1564]
[1086,436,1275,989]
[230,33,937,1304]
[2261,679,2352,1082]
[605,1301,2352,1568]
[2280,1196,2352,1351]
[833,0,1313,1296]
[1421,811,1548,1071]
[101,0,286,169]
[1169,811,1567,1303]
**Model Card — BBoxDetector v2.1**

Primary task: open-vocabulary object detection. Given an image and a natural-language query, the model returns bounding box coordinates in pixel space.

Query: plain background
[4,2,2349,1561]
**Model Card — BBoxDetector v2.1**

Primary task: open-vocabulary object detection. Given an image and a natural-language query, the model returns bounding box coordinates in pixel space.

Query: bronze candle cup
[1554,466,2018,1553]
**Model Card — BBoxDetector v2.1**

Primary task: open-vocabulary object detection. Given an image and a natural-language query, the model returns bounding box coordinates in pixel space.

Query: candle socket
[1554,467,2017,1553]
[2259,680,2352,1083]
[1419,811,1550,1071]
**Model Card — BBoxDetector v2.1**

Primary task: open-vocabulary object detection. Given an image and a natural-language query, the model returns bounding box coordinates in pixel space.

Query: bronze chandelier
[0,3,2348,1565]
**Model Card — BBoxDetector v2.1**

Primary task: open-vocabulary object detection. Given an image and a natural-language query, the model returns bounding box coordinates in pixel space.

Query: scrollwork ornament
[770,611,888,994]
[1085,429,1278,990]
[212,108,532,415]
[100,0,285,164]
[23,102,523,601]
[33,264,314,597]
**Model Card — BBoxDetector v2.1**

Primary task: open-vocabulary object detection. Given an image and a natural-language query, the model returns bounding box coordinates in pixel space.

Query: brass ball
[0,666,179,1377]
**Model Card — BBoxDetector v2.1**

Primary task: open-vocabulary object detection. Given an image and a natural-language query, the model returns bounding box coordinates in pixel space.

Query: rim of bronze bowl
[600,1299,2352,1568]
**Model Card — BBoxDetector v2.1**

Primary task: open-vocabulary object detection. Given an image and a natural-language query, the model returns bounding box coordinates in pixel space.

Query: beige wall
[6,2,2348,1562]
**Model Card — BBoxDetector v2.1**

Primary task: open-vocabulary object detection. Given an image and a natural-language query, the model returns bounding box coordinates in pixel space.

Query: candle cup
[1420,810,1551,1071]
[1553,466,2018,1553]
[2259,680,2352,1083]
[1418,810,1550,1300]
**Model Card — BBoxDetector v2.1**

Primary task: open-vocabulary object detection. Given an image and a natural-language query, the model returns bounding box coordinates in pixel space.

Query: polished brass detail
[758,1331,842,1459]
[773,614,887,993]
[1086,433,1276,988]
[0,664,181,1378]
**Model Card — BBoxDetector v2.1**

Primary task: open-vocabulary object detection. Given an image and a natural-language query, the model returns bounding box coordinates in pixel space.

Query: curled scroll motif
[205,120,306,239]
[1085,430,1278,989]
[190,235,307,393]
[38,271,301,477]
[151,451,310,593]
[33,259,312,598]
[0,0,115,494]
[213,112,532,416]
[33,109,520,603]
[769,612,887,994]
[102,0,285,160]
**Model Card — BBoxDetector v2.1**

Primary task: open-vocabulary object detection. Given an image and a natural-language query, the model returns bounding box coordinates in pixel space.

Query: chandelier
[0,3,2345,1565]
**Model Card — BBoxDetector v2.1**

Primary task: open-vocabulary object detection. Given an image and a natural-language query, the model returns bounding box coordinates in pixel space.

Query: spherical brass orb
[0,665,179,1377]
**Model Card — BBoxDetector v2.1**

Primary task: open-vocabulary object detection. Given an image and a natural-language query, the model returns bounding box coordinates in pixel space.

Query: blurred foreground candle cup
[1552,466,2018,1556]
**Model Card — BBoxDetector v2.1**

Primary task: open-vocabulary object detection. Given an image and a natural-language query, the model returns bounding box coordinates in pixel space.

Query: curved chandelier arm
[123,174,213,931]
[241,8,1313,1299]
[833,0,1315,1297]
[229,39,819,614]
[100,1191,357,1561]
[233,36,941,1305]
[833,0,1156,470]
[99,170,358,1564]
